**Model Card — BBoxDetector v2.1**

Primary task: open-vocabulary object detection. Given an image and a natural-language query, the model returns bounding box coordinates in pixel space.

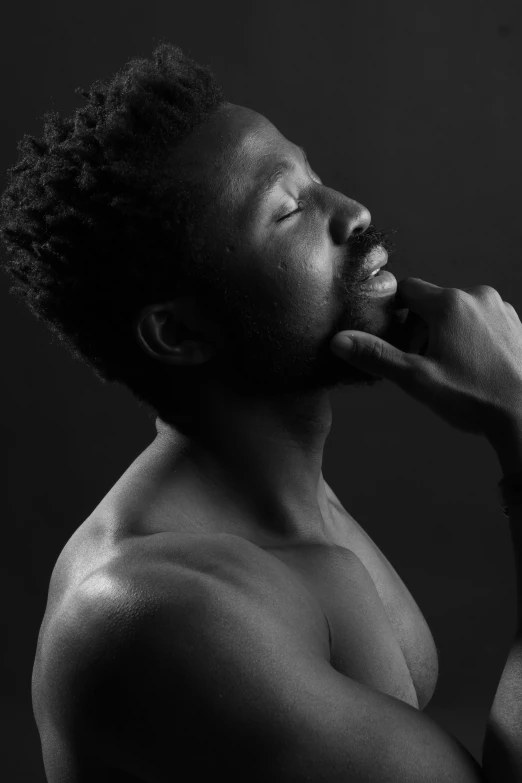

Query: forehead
[180,103,285,167]
[175,103,295,211]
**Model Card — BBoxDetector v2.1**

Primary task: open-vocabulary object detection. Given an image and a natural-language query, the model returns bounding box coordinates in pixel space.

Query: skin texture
[135,101,409,543]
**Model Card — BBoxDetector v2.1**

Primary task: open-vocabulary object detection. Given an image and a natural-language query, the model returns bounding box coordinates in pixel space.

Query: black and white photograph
[1,2,521,781]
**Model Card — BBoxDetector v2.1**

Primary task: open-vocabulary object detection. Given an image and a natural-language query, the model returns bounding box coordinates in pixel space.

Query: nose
[330,197,371,245]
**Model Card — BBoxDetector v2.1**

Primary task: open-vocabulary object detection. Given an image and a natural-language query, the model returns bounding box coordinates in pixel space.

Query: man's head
[0,43,404,430]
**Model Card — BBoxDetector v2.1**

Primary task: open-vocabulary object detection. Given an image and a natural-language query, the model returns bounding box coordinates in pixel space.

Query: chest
[266,498,439,711]
[45,484,439,715]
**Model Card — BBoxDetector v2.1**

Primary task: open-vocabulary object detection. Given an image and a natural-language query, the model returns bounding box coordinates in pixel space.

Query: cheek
[273,242,334,327]
[233,228,335,322]
[280,274,338,343]
[292,245,335,313]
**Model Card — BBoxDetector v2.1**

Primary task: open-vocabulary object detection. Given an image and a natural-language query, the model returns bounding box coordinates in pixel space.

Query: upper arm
[69,539,488,783]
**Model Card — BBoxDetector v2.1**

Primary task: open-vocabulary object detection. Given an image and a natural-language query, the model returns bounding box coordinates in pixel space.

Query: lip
[361,248,389,280]
[360,268,397,294]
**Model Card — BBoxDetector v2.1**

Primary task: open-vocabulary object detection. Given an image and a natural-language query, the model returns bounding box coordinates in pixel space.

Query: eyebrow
[249,145,309,214]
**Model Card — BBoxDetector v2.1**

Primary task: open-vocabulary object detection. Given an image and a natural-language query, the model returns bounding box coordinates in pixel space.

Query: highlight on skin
[0,41,407,434]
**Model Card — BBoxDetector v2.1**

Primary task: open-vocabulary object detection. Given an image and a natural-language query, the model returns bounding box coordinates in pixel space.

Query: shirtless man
[2,43,520,781]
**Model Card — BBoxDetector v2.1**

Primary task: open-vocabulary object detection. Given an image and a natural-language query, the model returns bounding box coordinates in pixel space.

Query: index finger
[394,276,448,319]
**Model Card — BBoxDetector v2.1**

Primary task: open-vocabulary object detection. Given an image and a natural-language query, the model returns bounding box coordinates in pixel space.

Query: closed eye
[277,163,322,222]
[279,200,305,221]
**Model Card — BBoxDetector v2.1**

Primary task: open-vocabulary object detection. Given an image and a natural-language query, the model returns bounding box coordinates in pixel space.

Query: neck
[154,387,334,544]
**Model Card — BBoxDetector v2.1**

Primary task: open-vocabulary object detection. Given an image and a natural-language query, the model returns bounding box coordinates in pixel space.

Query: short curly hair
[0,41,227,426]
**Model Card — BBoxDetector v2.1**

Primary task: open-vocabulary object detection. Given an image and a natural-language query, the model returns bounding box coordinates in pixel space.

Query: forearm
[481,423,522,781]
[481,511,522,781]
[485,410,522,479]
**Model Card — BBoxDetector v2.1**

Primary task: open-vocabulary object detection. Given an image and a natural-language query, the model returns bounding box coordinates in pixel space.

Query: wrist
[486,412,522,478]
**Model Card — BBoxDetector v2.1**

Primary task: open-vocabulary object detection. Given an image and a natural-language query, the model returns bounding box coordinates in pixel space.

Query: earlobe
[178,341,213,365]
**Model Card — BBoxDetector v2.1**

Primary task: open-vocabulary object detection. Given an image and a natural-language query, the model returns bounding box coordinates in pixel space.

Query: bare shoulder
[38,531,487,783]
[109,530,332,636]
[36,531,330,714]
[46,529,329,643]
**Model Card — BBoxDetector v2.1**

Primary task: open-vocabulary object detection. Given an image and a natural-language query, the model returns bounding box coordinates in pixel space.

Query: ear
[135,301,213,366]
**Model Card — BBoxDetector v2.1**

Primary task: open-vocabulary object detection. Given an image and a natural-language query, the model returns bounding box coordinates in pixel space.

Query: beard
[184,224,409,401]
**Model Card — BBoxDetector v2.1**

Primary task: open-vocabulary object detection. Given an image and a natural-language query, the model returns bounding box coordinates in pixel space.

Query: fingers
[394,276,448,319]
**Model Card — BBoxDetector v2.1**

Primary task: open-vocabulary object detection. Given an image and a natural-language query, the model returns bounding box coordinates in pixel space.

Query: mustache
[348,224,399,265]
[341,225,402,285]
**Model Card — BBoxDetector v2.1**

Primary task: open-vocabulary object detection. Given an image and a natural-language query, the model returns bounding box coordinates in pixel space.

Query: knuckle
[470,283,500,300]
[444,284,502,313]
[443,286,465,302]
[440,287,466,311]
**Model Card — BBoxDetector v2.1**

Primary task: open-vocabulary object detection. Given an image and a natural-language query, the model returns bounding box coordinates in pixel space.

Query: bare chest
[45,482,439,716]
[266,494,439,711]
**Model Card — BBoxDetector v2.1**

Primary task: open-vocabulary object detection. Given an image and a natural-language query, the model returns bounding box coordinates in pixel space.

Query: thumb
[330,330,418,383]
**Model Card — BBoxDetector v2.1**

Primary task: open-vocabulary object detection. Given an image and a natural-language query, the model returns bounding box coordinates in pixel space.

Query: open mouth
[364,263,388,281]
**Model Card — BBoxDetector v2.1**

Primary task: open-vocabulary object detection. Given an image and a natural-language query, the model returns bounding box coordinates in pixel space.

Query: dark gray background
[1,1,521,779]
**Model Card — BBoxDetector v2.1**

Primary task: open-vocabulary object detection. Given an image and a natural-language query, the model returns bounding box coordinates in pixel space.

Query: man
[2,42,518,782]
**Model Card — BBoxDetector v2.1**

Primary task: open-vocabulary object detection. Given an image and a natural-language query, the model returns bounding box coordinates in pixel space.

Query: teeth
[368,268,380,278]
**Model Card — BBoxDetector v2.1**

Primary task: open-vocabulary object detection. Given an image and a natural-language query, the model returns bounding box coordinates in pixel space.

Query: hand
[330,277,522,439]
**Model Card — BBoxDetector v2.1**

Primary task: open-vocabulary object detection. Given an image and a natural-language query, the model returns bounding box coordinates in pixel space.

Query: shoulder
[38,531,488,783]
[39,530,330,691]
[37,530,328,733]
[112,529,332,623]
[46,532,276,636]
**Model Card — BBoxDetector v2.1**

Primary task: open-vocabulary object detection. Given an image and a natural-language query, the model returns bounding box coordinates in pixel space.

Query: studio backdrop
[1,1,521,780]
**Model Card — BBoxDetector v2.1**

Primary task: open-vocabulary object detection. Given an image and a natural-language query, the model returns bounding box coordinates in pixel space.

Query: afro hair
[0,41,227,426]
